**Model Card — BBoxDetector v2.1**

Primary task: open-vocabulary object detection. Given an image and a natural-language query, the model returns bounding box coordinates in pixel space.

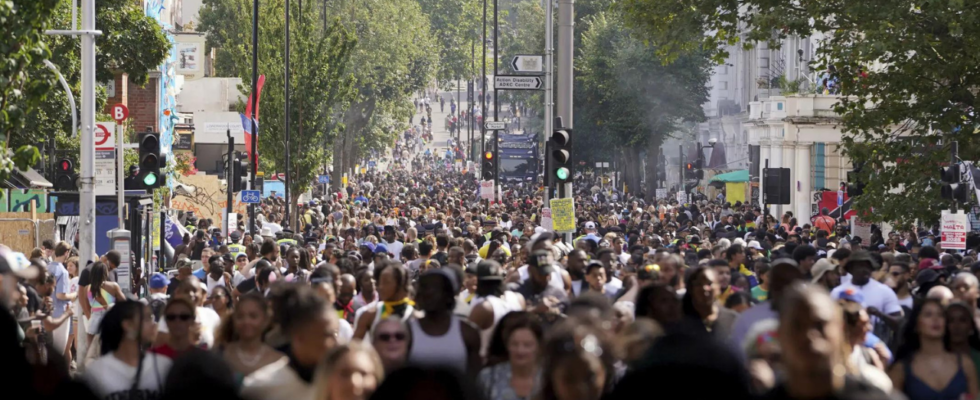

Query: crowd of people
[6,91,980,400]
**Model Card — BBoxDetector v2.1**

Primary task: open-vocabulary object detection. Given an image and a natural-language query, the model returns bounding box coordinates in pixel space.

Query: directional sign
[241,190,262,204]
[485,121,506,130]
[318,175,330,184]
[511,55,543,72]
[495,75,543,90]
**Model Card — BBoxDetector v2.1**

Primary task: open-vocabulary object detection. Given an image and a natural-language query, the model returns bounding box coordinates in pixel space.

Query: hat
[918,258,943,271]
[843,250,879,271]
[260,227,274,237]
[360,242,377,253]
[527,231,556,251]
[230,231,241,241]
[835,287,864,303]
[687,235,701,245]
[149,273,171,289]
[916,269,942,286]
[0,250,38,280]
[374,243,389,255]
[747,240,764,250]
[476,260,504,282]
[810,258,836,284]
[175,258,194,270]
[584,221,597,230]
[528,249,555,274]
[236,253,248,260]
[422,267,460,293]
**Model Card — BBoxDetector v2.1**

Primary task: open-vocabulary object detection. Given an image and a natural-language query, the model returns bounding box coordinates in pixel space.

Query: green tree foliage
[576,11,711,198]
[199,0,357,218]
[0,0,59,188]
[618,0,980,225]
[417,0,480,85]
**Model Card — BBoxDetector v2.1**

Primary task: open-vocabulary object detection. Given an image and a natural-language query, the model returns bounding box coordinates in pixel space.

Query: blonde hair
[314,342,385,400]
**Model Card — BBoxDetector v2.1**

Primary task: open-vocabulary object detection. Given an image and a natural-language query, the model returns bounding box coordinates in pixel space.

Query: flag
[164,214,190,249]
[243,75,266,166]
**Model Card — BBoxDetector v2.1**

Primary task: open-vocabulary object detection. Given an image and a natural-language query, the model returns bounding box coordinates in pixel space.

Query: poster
[941,210,968,250]
[655,189,667,199]
[849,216,873,241]
[550,198,576,233]
[480,180,494,200]
[540,208,553,232]
[726,182,746,204]
[177,43,201,74]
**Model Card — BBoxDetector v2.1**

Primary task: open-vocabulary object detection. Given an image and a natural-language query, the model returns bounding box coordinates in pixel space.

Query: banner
[550,198,576,233]
[243,75,266,166]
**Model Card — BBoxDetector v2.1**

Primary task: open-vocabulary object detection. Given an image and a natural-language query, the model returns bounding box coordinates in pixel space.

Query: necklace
[235,344,266,367]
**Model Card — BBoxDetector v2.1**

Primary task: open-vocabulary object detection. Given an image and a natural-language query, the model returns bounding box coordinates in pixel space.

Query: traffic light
[232,151,249,192]
[694,143,705,180]
[940,163,969,201]
[551,128,571,182]
[138,132,164,189]
[481,151,496,181]
[847,162,866,197]
[54,158,77,191]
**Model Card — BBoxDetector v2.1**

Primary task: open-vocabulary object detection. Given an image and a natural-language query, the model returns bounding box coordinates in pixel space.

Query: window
[777,102,784,111]
[719,81,728,90]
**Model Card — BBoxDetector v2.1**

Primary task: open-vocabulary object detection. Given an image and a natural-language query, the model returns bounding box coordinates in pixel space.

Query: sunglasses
[377,332,407,342]
[166,313,193,322]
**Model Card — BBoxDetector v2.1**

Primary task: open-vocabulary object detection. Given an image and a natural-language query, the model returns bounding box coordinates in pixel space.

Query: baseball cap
[527,231,555,251]
[360,242,377,253]
[230,231,241,241]
[476,260,504,282]
[835,287,864,303]
[374,243,389,255]
[422,267,460,292]
[747,240,764,250]
[584,221,597,230]
[810,258,836,284]
[0,249,38,280]
[528,249,555,274]
[149,272,171,289]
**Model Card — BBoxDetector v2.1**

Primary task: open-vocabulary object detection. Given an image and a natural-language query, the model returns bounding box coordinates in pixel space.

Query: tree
[618,0,980,226]
[577,11,711,199]
[0,0,59,189]
[417,0,481,85]
[200,0,357,226]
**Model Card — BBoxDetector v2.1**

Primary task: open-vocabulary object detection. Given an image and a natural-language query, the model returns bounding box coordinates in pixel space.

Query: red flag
[244,75,266,166]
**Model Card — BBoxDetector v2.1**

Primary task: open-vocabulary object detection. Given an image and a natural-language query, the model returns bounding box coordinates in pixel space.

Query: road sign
[241,190,262,204]
[94,122,117,196]
[550,198,576,233]
[318,175,330,184]
[942,210,968,250]
[494,75,543,90]
[485,121,506,130]
[511,55,543,72]
[480,180,494,200]
[111,104,129,122]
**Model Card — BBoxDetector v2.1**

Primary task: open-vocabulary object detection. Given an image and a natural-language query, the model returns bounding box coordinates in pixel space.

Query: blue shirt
[193,268,206,280]
[48,261,70,318]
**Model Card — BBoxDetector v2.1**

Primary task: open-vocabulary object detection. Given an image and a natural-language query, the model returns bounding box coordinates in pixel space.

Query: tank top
[474,292,523,357]
[207,274,226,295]
[88,288,115,312]
[903,354,968,400]
[407,315,467,373]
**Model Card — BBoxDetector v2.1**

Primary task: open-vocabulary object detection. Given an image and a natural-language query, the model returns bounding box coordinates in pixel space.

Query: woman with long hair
[889,298,979,400]
[86,262,126,342]
[538,316,616,400]
[83,301,171,399]
[841,301,891,392]
[314,342,385,400]
[947,302,980,385]
[218,293,284,381]
[478,313,544,400]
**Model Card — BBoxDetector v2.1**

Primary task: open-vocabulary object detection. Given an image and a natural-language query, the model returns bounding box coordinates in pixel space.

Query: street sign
[494,75,543,90]
[480,180,494,200]
[241,190,262,204]
[485,121,506,130]
[318,175,330,184]
[656,188,668,199]
[368,161,377,168]
[111,104,129,122]
[837,190,844,207]
[941,210,968,250]
[94,122,116,196]
[550,198,576,233]
[511,55,543,73]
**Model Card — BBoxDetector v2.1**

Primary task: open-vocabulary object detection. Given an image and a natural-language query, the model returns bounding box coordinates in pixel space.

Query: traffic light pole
[226,130,234,237]
[249,0,259,236]
[557,0,574,218]
[544,0,554,195]
[493,0,499,195]
[117,122,125,229]
[481,0,487,159]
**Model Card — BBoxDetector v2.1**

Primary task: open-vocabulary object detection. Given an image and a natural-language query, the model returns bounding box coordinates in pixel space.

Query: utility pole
[78,0,100,270]
[557,0,573,209]
[249,0,259,236]
[226,130,234,236]
[543,0,554,203]
[492,0,500,193]
[284,0,292,229]
[481,0,488,158]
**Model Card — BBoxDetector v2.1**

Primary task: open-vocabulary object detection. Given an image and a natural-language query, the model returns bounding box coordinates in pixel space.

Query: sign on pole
[656,189,668,199]
[550,198,576,233]
[318,175,330,184]
[485,121,506,130]
[676,191,688,204]
[541,207,553,232]
[94,122,117,196]
[511,55,543,73]
[942,210,968,250]
[111,104,129,122]
[849,216,872,240]
[480,180,495,200]
[240,190,262,204]
[494,75,543,90]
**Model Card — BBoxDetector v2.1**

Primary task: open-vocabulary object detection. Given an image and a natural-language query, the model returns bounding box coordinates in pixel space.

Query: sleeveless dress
[903,354,968,400]
[87,288,115,335]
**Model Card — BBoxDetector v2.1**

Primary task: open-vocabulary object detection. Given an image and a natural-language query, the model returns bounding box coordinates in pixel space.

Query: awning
[709,169,750,183]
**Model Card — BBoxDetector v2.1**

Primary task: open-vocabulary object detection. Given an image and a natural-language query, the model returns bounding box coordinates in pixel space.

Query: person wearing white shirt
[84,301,172,400]
[830,252,904,334]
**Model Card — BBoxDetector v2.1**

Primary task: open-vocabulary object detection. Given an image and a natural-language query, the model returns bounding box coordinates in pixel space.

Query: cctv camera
[708,138,718,145]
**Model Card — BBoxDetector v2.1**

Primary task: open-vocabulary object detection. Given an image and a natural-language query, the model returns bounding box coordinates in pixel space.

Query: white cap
[732,238,746,247]
[260,227,274,237]
[584,221,596,230]
[748,240,764,250]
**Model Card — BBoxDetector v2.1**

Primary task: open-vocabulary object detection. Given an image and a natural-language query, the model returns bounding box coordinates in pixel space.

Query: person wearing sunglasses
[151,297,199,359]
[370,317,410,375]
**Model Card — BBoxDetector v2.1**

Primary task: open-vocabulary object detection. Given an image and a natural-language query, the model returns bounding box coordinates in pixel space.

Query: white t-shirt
[338,318,354,344]
[604,277,623,299]
[158,306,222,349]
[262,222,283,235]
[70,276,80,317]
[84,353,172,399]
[386,241,405,258]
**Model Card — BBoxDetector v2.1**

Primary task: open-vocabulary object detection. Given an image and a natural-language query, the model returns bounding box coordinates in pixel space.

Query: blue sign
[318,175,330,184]
[241,190,262,204]
[368,161,377,168]
[837,190,844,207]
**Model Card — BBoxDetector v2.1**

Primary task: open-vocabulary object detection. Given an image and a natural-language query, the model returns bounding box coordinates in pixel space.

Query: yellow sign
[151,212,160,250]
[550,198,576,233]
[342,175,348,187]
